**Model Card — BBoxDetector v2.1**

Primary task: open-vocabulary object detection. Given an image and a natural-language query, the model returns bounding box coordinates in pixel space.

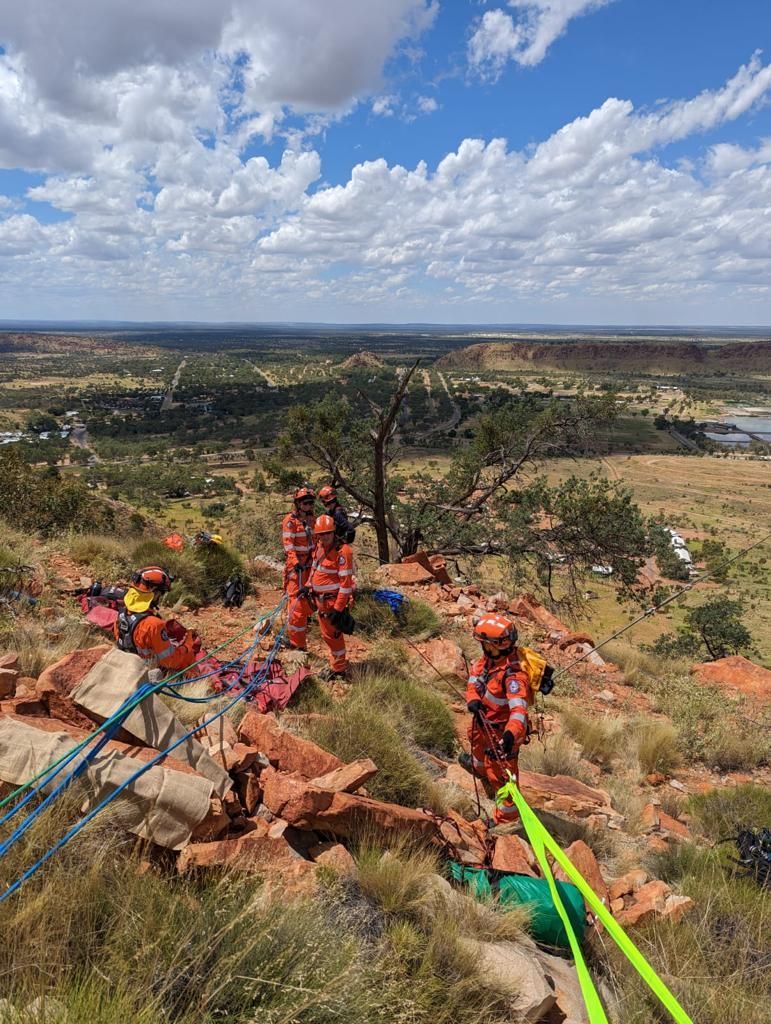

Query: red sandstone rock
[427,554,453,585]
[662,893,694,923]
[691,655,771,705]
[608,868,648,902]
[0,653,20,672]
[261,768,439,840]
[508,594,570,634]
[410,637,468,687]
[35,646,113,731]
[615,880,671,927]
[194,715,238,749]
[378,562,434,585]
[0,669,17,699]
[519,770,619,820]
[177,833,316,893]
[238,711,342,778]
[310,758,378,793]
[309,842,357,874]
[554,840,609,908]
[439,809,488,865]
[492,835,538,876]
[640,803,661,831]
[658,810,691,841]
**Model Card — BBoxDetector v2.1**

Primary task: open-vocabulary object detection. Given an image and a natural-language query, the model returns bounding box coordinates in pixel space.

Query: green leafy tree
[272,366,651,605]
[700,539,731,582]
[650,596,754,661]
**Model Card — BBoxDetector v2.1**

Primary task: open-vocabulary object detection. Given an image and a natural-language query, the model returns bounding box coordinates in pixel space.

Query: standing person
[309,513,355,680]
[282,486,316,650]
[463,614,530,827]
[114,566,200,674]
[318,484,354,543]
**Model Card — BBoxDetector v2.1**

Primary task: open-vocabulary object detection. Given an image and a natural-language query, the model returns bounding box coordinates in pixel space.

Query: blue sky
[1,1,771,323]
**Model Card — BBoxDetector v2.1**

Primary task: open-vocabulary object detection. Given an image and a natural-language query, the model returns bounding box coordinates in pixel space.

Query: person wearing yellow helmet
[114,566,200,673]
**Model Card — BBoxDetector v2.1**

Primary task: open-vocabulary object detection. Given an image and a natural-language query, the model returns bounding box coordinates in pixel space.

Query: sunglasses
[299,498,315,504]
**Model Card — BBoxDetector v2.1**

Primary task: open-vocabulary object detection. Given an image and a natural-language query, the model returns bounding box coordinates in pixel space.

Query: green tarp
[449,863,587,950]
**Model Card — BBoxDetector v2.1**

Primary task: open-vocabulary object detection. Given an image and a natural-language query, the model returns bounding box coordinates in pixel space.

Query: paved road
[162,358,187,410]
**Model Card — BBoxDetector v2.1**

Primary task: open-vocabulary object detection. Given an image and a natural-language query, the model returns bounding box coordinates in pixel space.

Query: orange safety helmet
[318,484,337,504]
[294,485,316,504]
[473,613,517,648]
[313,514,336,536]
[132,565,174,593]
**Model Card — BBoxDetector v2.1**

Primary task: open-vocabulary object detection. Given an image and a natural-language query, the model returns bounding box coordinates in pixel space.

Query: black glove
[298,586,311,599]
[501,730,516,756]
[330,609,346,630]
[467,699,483,718]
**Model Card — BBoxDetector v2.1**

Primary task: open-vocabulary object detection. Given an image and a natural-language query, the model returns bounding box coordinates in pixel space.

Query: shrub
[632,717,681,775]
[0,447,115,537]
[687,784,771,842]
[560,709,624,766]
[353,591,441,640]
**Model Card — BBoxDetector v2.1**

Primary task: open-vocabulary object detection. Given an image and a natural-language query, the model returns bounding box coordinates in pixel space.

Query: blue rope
[0,625,286,903]
[0,685,154,853]
[0,596,287,821]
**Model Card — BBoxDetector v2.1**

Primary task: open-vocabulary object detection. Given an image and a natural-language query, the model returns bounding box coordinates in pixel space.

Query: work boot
[457,751,474,774]
[318,666,347,682]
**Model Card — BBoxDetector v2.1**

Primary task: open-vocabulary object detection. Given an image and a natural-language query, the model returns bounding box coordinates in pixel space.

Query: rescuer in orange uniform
[287,514,355,679]
[464,613,530,825]
[282,486,316,650]
[114,566,200,674]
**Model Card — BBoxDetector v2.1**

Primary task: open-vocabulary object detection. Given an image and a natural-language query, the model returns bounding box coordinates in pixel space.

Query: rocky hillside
[0,535,768,1023]
[437,338,771,375]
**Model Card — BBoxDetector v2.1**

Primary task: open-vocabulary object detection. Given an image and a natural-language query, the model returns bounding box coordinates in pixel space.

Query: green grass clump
[353,590,441,640]
[688,784,771,842]
[632,717,681,776]
[608,844,770,1024]
[520,733,590,781]
[0,811,522,1024]
[307,700,437,809]
[647,674,770,770]
[66,532,134,581]
[560,709,625,767]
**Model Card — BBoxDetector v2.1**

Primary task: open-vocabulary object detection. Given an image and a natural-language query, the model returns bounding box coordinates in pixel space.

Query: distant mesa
[341,350,385,370]
[437,338,771,375]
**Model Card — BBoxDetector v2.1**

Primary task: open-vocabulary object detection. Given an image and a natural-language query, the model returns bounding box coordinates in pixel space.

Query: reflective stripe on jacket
[282,511,313,572]
[310,542,355,612]
[114,611,197,671]
[465,651,530,743]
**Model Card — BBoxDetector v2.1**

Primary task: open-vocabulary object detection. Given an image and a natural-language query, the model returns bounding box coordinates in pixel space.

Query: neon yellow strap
[496,776,694,1024]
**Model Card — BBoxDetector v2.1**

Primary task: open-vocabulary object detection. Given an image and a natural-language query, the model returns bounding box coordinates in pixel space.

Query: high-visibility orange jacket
[114,611,198,672]
[310,541,355,612]
[465,651,530,744]
[282,511,314,574]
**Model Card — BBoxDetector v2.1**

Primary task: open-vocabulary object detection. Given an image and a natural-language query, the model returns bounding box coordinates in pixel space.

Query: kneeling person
[115,566,200,674]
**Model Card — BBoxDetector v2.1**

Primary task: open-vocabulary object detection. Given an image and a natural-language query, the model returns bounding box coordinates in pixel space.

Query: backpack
[116,608,153,654]
[222,576,246,609]
[517,646,555,702]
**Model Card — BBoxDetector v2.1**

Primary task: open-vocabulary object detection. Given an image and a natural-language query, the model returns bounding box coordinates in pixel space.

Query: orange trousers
[284,567,311,650]
[316,594,347,672]
[468,719,520,825]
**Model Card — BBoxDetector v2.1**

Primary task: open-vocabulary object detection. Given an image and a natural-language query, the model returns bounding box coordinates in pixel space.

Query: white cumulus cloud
[469,0,612,75]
